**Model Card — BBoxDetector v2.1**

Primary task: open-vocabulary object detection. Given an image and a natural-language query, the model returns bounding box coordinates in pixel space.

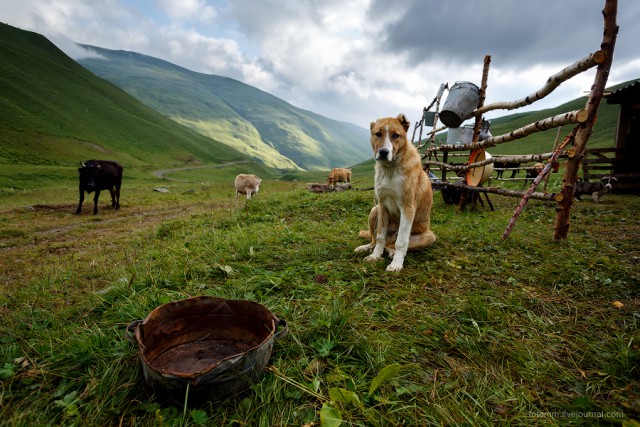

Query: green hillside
[0,22,250,190]
[77,46,371,171]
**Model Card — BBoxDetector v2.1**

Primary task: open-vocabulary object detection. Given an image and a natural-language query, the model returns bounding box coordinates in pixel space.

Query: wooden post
[459,55,491,212]
[553,0,618,240]
[472,55,491,146]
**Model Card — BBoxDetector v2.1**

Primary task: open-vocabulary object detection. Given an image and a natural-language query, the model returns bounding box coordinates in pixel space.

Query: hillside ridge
[77,45,371,171]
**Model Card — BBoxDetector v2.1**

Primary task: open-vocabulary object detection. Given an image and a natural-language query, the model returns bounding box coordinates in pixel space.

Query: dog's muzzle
[376,148,391,161]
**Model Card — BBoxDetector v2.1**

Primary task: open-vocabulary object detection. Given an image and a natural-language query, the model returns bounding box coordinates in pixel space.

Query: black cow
[494,161,520,179]
[76,160,123,215]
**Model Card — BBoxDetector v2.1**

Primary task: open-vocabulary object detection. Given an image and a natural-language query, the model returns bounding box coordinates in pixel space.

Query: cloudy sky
[2,0,639,127]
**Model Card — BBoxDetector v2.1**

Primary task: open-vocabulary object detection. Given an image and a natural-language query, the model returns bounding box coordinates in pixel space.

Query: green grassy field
[1,19,639,427]
[0,165,638,426]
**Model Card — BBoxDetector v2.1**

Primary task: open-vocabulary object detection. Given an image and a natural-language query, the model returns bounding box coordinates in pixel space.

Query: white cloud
[48,33,106,60]
[1,0,638,126]
[154,0,217,23]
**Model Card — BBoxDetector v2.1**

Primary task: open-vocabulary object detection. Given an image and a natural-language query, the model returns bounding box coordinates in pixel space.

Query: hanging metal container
[440,81,480,128]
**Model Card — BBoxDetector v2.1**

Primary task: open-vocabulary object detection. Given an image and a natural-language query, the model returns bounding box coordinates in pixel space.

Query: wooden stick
[554,0,618,240]
[431,83,448,133]
[429,110,587,153]
[502,130,576,239]
[472,56,491,143]
[475,50,605,115]
[432,181,556,201]
[425,153,556,172]
[460,55,492,211]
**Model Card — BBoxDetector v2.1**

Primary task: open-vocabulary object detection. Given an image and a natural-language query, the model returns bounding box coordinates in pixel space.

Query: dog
[574,176,617,202]
[354,114,436,271]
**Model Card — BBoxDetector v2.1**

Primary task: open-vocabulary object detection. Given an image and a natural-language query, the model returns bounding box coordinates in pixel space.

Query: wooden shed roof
[606,80,640,104]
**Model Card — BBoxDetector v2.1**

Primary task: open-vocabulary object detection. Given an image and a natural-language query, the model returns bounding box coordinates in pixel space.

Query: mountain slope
[0,22,248,186]
[77,46,371,171]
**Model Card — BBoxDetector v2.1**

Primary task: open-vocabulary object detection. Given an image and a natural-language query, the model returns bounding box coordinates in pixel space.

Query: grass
[0,166,638,426]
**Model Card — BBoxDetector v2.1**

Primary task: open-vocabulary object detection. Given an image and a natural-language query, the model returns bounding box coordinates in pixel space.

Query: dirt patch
[153,161,250,180]
[86,142,108,153]
[29,204,78,212]
[0,199,231,293]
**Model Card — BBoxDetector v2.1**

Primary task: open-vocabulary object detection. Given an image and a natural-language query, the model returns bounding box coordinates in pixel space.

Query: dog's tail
[406,230,437,250]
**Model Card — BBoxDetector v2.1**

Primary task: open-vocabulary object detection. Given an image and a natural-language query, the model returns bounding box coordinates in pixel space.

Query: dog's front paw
[354,244,373,253]
[386,262,404,272]
[363,254,381,263]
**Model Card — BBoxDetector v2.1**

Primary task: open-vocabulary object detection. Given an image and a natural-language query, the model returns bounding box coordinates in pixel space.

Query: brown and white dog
[354,114,436,271]
[574,176,617,203]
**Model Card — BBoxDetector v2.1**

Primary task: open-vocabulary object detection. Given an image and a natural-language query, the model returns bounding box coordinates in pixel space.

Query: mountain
[0,22,251,188]
[76,46,371,171]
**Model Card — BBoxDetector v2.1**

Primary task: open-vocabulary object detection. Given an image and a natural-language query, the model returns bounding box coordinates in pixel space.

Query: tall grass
[0,171,638,426]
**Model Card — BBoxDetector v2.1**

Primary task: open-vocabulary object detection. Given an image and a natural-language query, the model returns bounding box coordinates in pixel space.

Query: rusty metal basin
[126,296,287,401]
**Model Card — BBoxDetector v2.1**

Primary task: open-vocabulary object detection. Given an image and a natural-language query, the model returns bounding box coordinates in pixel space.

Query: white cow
[235,174,262,206]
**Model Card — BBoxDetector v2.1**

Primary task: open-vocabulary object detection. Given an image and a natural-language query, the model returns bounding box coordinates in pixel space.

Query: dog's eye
[391,133,401,140]
[374,131,383,138]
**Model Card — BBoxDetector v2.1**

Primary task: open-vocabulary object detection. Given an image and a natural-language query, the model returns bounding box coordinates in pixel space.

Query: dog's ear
[370,121,376,132]
[397,114,410,132]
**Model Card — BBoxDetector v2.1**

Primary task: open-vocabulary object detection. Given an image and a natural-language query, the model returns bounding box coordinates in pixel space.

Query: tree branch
[429,110,587,153]
[475,51,605,115]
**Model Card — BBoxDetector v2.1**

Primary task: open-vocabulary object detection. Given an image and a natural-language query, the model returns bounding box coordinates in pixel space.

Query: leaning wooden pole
[503,130,576,239]
[553,0,618,240]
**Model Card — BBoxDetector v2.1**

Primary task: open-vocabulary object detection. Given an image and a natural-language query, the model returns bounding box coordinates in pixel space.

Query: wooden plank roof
[606,80,640,104]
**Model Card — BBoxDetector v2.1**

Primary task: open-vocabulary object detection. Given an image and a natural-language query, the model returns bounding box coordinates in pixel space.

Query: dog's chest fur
[375,165,406,217]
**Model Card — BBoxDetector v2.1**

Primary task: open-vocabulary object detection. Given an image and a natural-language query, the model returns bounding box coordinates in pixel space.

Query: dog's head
[601,176,618,189]
[370,114,411,163]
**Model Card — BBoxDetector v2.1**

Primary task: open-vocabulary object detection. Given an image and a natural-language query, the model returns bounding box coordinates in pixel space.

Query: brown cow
[234,174,262,206]
[327,168,352,186]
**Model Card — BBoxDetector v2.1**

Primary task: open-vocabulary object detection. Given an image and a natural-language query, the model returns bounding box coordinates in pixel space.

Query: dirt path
[0,200,232,291]
[153,161,250,180]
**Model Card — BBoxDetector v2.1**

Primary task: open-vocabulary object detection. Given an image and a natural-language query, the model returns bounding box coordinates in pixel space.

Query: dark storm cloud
[371,0,638,67]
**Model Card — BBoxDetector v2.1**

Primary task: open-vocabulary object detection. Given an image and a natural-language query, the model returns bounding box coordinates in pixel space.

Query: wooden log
[472,55,491,143]
[429,110,587,153]
[309,182,353,193]
[432,181,556,201]
[475,50,605,115]
[425,152,556,173]
[502,161,555,239]
[554,0,618,241]
[460,55,491,212]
